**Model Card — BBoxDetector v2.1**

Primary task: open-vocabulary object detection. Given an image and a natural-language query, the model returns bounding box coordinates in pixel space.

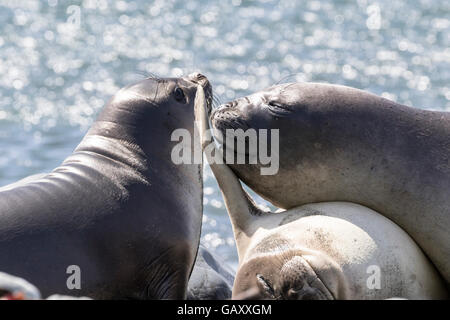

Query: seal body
[211,82,450,282]
[0,73,212,299]
[232,202,447,300]
[187,245,235,300]
[193,86,448,299]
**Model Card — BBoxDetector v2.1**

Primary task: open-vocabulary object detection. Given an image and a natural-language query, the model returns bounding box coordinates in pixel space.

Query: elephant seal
[229,202,448,300]
[187,245,235,300]
[194,85,448,300]
[211,82,450,282]
[0,73,212,299]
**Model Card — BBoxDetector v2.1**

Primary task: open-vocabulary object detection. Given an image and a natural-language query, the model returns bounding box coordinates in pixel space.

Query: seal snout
[218,100,239,111]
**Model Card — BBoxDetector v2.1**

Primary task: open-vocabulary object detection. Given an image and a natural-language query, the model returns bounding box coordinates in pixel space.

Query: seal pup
[211,82,450,282]
[194,86,448,300]
[187,245,235,300]
[0,73,212,299]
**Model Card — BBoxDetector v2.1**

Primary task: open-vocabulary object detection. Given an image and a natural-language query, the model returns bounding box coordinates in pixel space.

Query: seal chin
[282,277,335,300]
[283,284,333,300]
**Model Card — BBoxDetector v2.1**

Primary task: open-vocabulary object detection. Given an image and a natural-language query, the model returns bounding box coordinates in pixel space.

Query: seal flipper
[194,86,270,259]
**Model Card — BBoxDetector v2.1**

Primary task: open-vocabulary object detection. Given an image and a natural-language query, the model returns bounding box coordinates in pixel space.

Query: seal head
[233,246,347,300]
[0,73,212,299]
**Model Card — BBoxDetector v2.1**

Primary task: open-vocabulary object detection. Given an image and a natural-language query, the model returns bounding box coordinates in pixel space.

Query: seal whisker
[275,73,304,85]
[135,70,151,79]
[146,72,163,82]
[134,70,164,82]
[212,94,223,109]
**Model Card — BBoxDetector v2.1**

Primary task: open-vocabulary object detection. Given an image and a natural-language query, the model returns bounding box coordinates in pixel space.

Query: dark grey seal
[211,82,450,283]
[187,245,235,300]
[0,73,212,299]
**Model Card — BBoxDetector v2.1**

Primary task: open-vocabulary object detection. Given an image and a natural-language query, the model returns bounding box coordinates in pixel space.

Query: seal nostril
[287,288,301,298]
[225,101,237,108]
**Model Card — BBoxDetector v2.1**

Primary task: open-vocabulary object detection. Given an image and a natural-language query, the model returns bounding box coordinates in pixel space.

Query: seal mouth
[281,254,337,300]
[210,101,250,138]
[185,72,213,115]
[235,249,338,300]
[210,100,238,119]
[209,104,252,163]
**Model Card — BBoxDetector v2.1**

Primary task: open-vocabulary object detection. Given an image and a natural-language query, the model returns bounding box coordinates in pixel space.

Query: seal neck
[75,120,150,173]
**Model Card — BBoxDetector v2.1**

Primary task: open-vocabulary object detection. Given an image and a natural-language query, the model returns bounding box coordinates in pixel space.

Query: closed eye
[266,101,292,116]
[268,101,281,108]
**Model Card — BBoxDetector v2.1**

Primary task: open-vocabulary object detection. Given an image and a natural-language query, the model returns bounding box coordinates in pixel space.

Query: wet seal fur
[187,245,235,300]
[212,82,450,283]
[0,73,212,299]
[196,85,448,299]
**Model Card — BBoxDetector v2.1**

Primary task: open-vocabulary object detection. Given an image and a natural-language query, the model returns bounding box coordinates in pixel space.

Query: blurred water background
[0,0,448,269]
